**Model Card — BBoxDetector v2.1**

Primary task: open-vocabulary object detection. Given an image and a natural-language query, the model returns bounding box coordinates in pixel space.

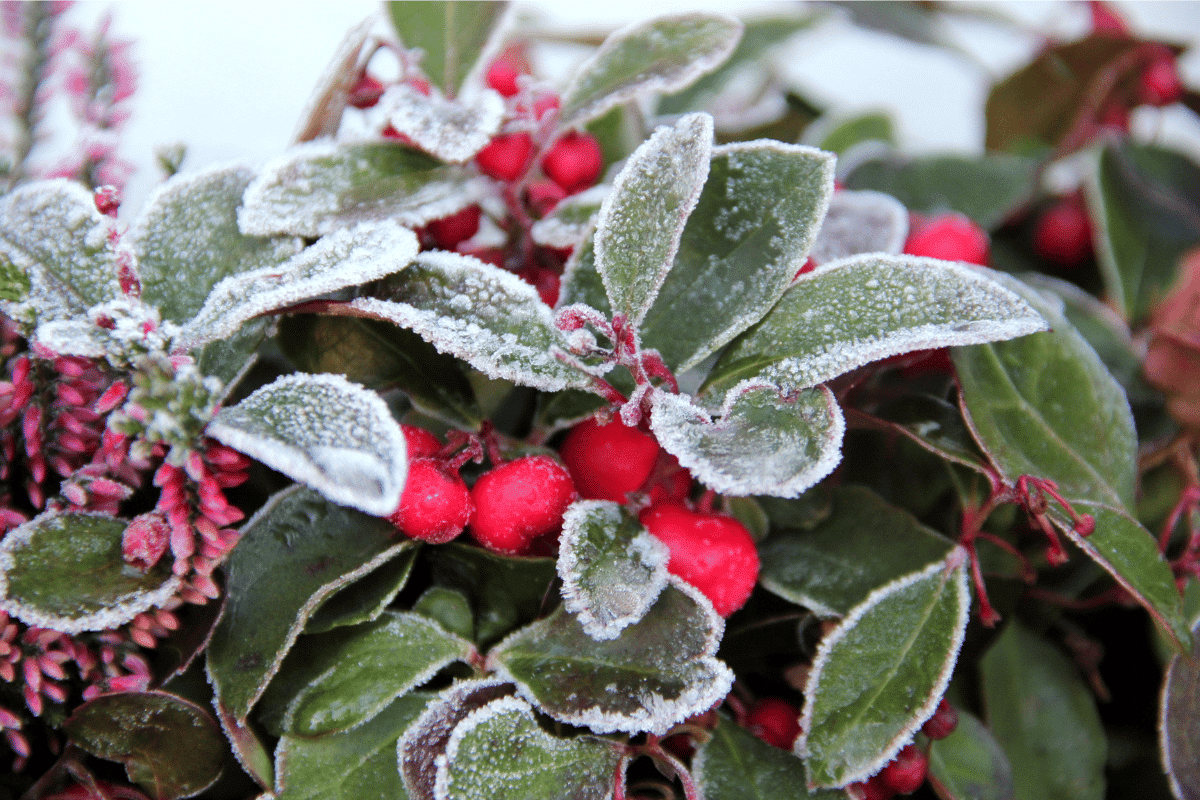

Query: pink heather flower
[122,512,171,571]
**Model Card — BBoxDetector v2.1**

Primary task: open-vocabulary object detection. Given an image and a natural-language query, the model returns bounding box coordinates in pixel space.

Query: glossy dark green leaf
[412,586,474,641]
[387,2,508,97]
[639,141,835,371]
[808,111,895,157]
[694,715,843,800]
[0,512,178,634]
[305,547,418,635]
[490,581,732,735]
[980,621,1106,800]
[275,693,431,800]
[863,395,990,473]
[927,710,1016,800]
[758,486,954,616]
[130,162,301,325]
[197,317,271,397]
[206,487,415,721]
[706,255,1046,401]
[1161,618,1200,800]
[66,691,226,800]
[799,556,970,788]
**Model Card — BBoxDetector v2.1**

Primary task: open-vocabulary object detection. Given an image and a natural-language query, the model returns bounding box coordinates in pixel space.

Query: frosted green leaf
[284,611,474,736]
[351,251,595,392]
[180,220,418,350]
[0,512,179,634]
[196,317,272,398]
[557,501,670,641]
[238,141,484,238]
[129,162,302,325]
[0,250,29,303]
[559,13,743,127]
[208,373,407,515]
[639,141,835,371]
[1161,618,1200,800]
[649,381,844,499]
[489,580,733,735]
[694,715,843,800]
[705,254,1048,400]
[435,696,623,800]
[594,112,712,328]
[531,186,608,249]
[306,549,419,634]
[387,1,510,98]
[292,15,375,143]
[215,701,274,790]
[383,83,505,163]
[798,554,970,789]
[808,189,908,265]
[558,234,611,316]
[0,179,122,322]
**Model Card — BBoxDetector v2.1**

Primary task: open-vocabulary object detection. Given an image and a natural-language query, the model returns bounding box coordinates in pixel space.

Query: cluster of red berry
[847,699,959,799]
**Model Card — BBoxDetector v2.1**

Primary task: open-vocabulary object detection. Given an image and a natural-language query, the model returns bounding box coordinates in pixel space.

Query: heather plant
[0,2,1198,799]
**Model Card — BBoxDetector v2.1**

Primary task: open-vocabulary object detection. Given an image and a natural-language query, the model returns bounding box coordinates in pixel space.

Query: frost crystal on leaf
[207,373,407,516]
[531,186,609,249]
[808,189,908,265]
[383,83,505,163]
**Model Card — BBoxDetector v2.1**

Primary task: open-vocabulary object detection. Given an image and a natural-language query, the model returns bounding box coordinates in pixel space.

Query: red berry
[1033,193,1092,267]
[542,131,603,195]
[469,455,576,554]
[486,58,523,97]
[1138,46,1185,107]
[425,205,482,250]
[93,185,120,216]
[348,73,385,109]
[389,459,472,544]
[526,179,567,218]
[647,459,692,506]
[476,132,534,182]
[904,213,990,267]
[880,744,928,795]
[639,504,759,616]
[921,698,959,740]
[516,263,560,307]
[745,697,801,749]
[402,424,443,460]
[560,417,661,503]
[848,776,896,800]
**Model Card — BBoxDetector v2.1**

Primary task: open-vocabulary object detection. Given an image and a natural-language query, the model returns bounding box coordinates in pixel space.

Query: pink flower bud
[122,513,171,571]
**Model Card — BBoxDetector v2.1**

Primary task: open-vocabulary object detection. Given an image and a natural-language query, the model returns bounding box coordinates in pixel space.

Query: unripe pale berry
[476,132,534,182]
[560,417,661,503]
[904,213,989,267]
[425,205,482,250]
[920,698,958,740]
[1033,194,1092,267]
[402,424,442,460]
[639,504,759,616]
[388,459,472,544]
[880,743,928,795]
[745,697,801,749]
[469,455,576,554]
[542,131,603,195]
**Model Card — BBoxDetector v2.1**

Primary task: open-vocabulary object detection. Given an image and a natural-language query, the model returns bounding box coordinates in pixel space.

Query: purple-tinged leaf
[705,255,1047,401]
[798,553,970,789]
[694,715,843,800]
[206,487,415,721]
[66,691,226,800]
[1161,618,1200,800]
[650,381,844,499]
[489,580,732,735]
[215,701,273,790]
[387,2,510,98]
[208,373,407,516]
[0,512,179,634]
[557,500,670,641]
[383,83,505,163]
[758,486,955,617]
[808,189,908,265]
[594,112,712,328]
[435,695,624,800]
[927,710,1016,800]
[559,13,743,128]
[305,548,418,634]
[980,621,1106,800]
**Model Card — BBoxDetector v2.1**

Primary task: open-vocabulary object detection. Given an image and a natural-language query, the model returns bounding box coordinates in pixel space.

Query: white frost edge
[650,381,845,498]
[384,84,505,163]
[207,373,407,516]
[212,698,275,793]
[0,511,182,634]
[557,500,670,642]
[594,112,713,328]
[433,695,536,800]
[795,550,971,789]
[531,185,610,248]
[559,12,744,127]
[128,159,259,247]
[1158,616,1200,800]
[809,189,909,265]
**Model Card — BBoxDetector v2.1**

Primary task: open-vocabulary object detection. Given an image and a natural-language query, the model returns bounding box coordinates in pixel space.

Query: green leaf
[831,1,954,49]
[196,317,271,398]
[807,189,909,265]
[179,220,418,350]
[387,1,508,98]
[284,611,474,736]
[694,716,843,800]
[305,547,418,635]
[0,179,122,322]
[639,141,835,371]
[864,394,990,473]
[807,111,895,157]
[353,251,595,393]
[557,500,670,641]
[798,554,970,788]
[0,512,178,634]
[0,246,29,302]
[531,186,607,249]
[412,586,474,641]
[382,84,505,163]
[558,233,611,316]
[66,691,226,800]
[215,701,273,789]
[489,581,733,734]
[927,710,1017,800]
[206,487,415,721]
[594,112,712,328]
[705,254,1047,400]
[980,621,1106,800]
[208,373,408,516]
[1160,618,1200,800]
[758,486,955,616]
[649,382,844,498]
[130,162,301,325]
[239,141,482,238]
[559,13,743,127]
[275,693,431,800]
[292,17,375,143]
[436,696,624,800]
[278,314,481,428]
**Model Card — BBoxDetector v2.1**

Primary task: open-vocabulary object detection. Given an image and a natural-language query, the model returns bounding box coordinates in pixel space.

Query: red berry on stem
[1138,45,1185,107]
[560,417,661,503]
[921,698,959,740]
[526,179,567,218]
[93,185,120,216]
[388,459,472,544]
[402,424,443,460]
[745,697,801,749]
[469,455,576,554]
[476,132,534,182]
[904,213,990,266]
[639,504,759,616]
[880,744,928,795]
[348,73,385,109]
[542,131,603,194]
[486,58,523,97]
[1033,193,1092,268]
[425,205,482,250]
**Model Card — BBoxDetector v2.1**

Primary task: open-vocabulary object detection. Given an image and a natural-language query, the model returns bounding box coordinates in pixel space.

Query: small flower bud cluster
[106,351,222,465]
